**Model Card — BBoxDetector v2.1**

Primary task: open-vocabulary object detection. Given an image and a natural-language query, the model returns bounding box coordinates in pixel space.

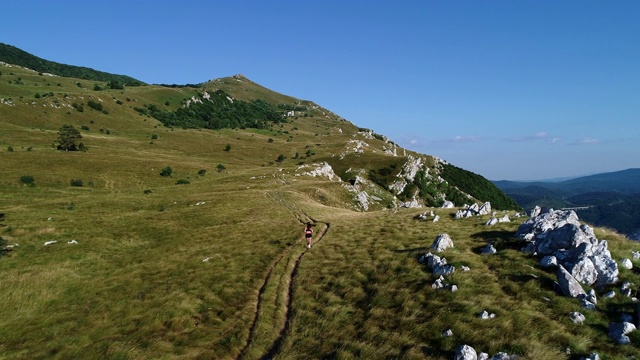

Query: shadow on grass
[471,230,523,251]
[392,246,429,254]
[420,345,455,359]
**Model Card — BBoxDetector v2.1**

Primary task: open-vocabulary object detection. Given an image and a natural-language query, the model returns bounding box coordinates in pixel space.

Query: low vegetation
[0,51,638,360]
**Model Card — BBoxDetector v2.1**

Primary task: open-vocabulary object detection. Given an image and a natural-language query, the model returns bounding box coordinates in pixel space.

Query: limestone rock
[540,255,558,268]
[556,265,586,298]
[480,243,497,255]
[485,217,498,226]
[608,322,636,344]
[441,200,455,208]
[569,312,586,324]
[454,344,477,360]
[621,258,633,270]
[432,233,454,252]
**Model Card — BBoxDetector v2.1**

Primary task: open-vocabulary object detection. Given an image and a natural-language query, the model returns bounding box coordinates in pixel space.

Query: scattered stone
[420,252,456,276]
[603,290,616,299]
[569,312,586,324]
[461,265,471,272]
[498,215,511,223]
[202,257,211,262]
[450,284,459,292]
[485,217,498,226]
[540,255,558,268]
[67,240,78,245]
[442,328,453,337]
[414,213,427,220]
[431,233,454,252]
[441,200,455,209]
[608,322,636,344]
[44,240,57,246]
[433,215,440,222]
[580,298,596,310]
[454,344,477,360]
[479,310,496,319]
[621,258,633,270]
[586,289,597,304]
[480,243,497,255]
[632,251,640,260]
[581,353,600,360]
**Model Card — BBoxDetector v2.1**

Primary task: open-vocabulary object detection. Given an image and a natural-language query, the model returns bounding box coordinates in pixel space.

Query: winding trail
[235,192,330,360]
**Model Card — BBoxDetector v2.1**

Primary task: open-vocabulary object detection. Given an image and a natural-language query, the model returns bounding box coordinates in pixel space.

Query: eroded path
[235,192,330,360]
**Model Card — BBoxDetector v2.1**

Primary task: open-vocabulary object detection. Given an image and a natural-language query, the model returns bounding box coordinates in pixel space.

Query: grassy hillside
[0,42,143,86]
[2,58,640,360]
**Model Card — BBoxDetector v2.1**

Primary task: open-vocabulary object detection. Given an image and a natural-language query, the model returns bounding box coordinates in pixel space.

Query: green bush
[175,179,190,185]
[224,144,231,152]
[198,169,207,176]
[7,146,13,152]
[70,179,83,187]
[87,100,103,112]
[160,167,172,177]
[20,175,34,186]
[150,134,158,140]
[216,164,226,172]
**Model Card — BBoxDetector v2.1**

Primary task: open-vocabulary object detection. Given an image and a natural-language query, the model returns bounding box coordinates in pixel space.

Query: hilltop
[1,45,639,359]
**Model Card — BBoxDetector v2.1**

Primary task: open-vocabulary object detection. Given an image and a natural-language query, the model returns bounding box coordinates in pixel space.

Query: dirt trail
[260,221,330,360]
[236,192,330,360]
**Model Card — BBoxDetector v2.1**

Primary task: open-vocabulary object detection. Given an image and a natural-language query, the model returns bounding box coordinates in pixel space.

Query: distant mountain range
[493,168,640,239]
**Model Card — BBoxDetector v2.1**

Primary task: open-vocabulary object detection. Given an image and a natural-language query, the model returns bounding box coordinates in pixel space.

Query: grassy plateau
[1,62,639,360]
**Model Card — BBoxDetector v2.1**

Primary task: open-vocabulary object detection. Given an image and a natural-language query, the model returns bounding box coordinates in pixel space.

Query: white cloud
[507,131,560,144]
[578,137,600,145]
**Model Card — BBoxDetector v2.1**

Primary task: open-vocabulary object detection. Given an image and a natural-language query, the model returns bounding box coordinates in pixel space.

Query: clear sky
[2,1,638,180]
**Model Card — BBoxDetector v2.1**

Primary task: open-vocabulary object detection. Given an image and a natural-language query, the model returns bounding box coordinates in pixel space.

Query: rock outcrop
[516,208,619,288]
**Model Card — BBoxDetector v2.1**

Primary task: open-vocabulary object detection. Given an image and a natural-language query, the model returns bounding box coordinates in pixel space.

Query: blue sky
[2,1,638,180]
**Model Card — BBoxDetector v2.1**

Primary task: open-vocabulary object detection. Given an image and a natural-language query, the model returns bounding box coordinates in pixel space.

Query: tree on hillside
[56,125,86,151]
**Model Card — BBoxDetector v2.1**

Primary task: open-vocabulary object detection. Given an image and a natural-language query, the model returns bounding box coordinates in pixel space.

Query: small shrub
[160,167,173,177]
[268,138,274,143]
[276,154,286,163]
[175,179,190,185]
[81,125,90,131]
[87,100,103,112]
[224,144,231,152]
[34,93,41,99]
[143,189,153,194]
[198,169,207,176]
[20,175,35,186]
[70,179,83,187]
[150,134,158,140]
[216,164,226,172]
[7,146,13,152]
